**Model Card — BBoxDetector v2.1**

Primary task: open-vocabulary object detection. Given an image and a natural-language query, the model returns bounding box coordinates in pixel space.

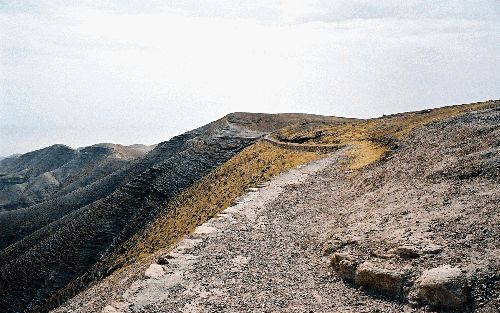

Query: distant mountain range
[0,143,155,211]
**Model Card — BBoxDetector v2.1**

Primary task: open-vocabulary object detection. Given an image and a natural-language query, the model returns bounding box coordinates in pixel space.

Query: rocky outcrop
[330,256,409,299]
[330,252,359,282]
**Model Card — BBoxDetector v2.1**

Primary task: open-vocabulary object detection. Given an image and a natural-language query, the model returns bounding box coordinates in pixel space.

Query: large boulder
[410,265,467,309]
[355,262,406,298]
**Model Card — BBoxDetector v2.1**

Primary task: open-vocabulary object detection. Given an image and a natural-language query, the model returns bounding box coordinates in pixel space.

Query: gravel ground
[102,152,413,313]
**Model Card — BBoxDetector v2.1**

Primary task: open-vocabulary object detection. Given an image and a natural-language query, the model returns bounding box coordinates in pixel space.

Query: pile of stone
[330,250,468,310]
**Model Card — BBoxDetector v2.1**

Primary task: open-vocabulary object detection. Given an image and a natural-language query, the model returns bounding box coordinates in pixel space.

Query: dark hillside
[0,113,337,312]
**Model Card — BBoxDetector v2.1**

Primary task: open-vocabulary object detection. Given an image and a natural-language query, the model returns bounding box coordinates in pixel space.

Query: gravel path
[104,151,408,313]
[53,105,498,313]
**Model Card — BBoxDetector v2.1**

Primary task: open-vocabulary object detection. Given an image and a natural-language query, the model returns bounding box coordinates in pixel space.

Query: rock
[157,255,170,265]
[421,244,443,254]
[144,263,164,279]
[330,253,359,282]
[102,302,130,313]
[391,245,420,258]
[322,239,346,256]
[372,251,395,259]
[410,265,467,309]
[355,262,406,298]
[102,305,119,313]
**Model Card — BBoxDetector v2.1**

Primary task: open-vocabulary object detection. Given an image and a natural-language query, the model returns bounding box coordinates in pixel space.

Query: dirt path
[262,134,339,153]
[102,151,407,313]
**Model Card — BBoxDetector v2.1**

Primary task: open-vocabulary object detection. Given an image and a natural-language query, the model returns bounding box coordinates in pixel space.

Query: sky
[0,1,499,156]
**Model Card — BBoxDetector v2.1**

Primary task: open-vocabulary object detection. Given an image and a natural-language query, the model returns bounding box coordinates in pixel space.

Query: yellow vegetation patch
[116,141,322,265]
[348,140,387,170]
[276,100,498,169]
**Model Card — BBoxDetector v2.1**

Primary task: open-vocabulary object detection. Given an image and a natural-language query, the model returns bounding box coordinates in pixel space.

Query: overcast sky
[1,1,499,155]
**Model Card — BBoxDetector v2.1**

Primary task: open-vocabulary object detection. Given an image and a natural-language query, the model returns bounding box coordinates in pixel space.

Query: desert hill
[0,100,498,313]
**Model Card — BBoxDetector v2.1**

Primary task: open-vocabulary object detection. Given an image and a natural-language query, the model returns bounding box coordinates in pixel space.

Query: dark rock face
[0,144,76,210]
[0,174,26,184]
[0,113,324,313]
[0,144,76,178]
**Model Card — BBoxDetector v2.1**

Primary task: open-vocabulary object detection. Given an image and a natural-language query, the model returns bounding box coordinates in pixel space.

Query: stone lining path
[262,135,340,153]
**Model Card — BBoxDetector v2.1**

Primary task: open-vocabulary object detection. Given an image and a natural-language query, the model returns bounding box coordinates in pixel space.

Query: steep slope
[0,144,154,251]
[318,104,499,311]
[0,113,339,313]
[54,100,498,313]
